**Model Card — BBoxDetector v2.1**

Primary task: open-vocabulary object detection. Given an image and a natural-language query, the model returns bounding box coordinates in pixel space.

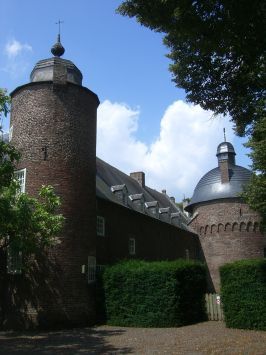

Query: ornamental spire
[51,20,65,57]
[223,128,227,142]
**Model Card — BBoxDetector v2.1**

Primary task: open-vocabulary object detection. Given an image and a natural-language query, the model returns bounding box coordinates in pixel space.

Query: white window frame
[88,256,96,284]
[129,238,136,255]
[14,168,26,193]
[97,216,105,236]
[9,125,13,141]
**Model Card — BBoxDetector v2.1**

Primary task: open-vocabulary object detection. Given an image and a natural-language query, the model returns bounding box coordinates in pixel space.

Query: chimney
[170,196,175,204]
[220,160,230,183]
[130,171,145,187]
[162,189,166,194]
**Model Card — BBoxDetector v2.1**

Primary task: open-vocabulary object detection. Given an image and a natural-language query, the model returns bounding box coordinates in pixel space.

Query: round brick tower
[185,141,265,292]
[9,36,99,328]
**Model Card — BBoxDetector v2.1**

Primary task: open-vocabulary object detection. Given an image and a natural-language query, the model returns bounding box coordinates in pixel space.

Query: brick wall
[6,81,99,329]
[96,198,202,265]
[188,199,265,291]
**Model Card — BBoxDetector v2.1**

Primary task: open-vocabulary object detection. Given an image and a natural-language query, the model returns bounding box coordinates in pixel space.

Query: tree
[0,88,64,260]
[117,0,265,135]
[117,1,266,228]
[242,118,266,230]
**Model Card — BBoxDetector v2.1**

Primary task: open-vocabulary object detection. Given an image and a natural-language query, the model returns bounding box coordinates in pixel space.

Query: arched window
[205,225,210,235]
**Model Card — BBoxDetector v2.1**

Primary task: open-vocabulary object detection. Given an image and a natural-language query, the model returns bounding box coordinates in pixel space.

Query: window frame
[97,215,105,237]
[14,168,26,193]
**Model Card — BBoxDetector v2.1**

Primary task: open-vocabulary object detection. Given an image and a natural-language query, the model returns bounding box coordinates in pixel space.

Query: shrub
[220,259,266,330]
[101,259,207,327]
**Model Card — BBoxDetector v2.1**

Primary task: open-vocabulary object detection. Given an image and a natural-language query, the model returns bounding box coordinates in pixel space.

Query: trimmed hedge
[220,259,266,330]
[100,259,207,327]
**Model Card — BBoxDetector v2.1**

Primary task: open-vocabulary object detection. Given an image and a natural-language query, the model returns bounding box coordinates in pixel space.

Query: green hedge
[220,259,266,330]
[100,259,207,327]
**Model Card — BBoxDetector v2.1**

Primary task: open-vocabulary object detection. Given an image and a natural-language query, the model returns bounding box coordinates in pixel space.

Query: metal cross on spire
[55,20,64,37]
[51,19,65,57]
[223,128,227,142]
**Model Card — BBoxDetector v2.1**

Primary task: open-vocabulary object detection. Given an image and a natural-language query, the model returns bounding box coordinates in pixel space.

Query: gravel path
[0,321,265,354]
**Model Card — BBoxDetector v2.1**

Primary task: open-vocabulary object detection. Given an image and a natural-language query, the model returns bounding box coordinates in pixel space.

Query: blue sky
[0,0,251,201]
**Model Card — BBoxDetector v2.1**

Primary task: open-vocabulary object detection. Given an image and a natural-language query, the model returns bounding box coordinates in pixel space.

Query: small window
[7,247,22,274]
[129,238,136,255]
[88,256,96,284]
[9,125,13,141]
[97,216,105,236]
[14,168,26,193]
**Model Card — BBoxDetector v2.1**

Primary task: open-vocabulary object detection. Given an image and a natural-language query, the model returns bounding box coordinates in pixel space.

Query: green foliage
[0,183,64,255]
[0,88,10,118]
[220,259,266,330]
[242,117,266,230]
[118,0,265,136]
[101,259,207,327]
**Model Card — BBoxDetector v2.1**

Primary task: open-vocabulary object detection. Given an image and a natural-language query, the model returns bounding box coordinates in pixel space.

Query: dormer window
[129,193,144,213]
[170,212,181,226]
[145,201,159,218]
[159,207,170,223]
[111,184,128,206]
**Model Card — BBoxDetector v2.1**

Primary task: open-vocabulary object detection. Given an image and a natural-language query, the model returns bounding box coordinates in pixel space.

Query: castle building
[1,36,265,328]
[185,141,266,291]
[2,38,200,329]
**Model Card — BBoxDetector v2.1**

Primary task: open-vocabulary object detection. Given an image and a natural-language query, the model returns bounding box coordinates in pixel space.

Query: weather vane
[55,19,64,36]
[223,128,226,142]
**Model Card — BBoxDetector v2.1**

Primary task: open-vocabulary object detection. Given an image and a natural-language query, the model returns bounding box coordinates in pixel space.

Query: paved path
[0,321,265,354]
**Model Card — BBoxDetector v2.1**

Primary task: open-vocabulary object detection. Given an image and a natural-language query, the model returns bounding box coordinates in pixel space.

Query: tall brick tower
[9,35,99,328]
[185,141,265,292]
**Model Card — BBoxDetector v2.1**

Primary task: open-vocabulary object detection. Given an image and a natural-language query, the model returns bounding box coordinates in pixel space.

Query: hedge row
[99,259,207,327]
[220,259,266,330]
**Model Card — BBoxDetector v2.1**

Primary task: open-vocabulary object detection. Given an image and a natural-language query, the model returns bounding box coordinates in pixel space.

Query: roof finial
[51,19,65,57]
[223,128,226,142]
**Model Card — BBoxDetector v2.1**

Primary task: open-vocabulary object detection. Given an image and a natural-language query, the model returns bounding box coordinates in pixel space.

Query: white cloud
[5,39,32,58]
[97,99,234,201]
[2,38,32,78]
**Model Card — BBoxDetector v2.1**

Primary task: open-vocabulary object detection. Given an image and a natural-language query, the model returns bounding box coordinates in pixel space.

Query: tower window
[9,125,13,141]
[97,216,105,236]
[14,168,26,193]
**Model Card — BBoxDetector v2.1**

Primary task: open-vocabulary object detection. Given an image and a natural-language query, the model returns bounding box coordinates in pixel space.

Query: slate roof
[185,164,252,213]
[96,157,191,231]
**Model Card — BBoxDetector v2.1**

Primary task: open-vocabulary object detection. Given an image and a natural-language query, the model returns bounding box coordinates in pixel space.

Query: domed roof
[185,141,252,212]
[30,35,83,85]
[216,142,236,155]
